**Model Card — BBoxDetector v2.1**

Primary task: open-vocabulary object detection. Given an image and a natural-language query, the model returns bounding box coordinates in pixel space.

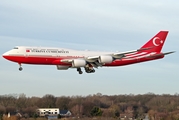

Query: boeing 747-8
[2,31,174,74]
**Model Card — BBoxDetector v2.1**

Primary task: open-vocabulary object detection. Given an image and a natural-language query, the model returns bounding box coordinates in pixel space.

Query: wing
[61,47,152,68]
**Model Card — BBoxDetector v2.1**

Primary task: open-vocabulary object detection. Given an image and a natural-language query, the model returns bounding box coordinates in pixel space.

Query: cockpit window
[13,47,19,49]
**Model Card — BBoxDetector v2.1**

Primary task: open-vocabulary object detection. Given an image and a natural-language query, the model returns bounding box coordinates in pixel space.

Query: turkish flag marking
[26,50,30,52]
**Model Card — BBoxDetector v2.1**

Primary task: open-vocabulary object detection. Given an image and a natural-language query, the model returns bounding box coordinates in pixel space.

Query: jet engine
[72,59,86,68]
[98,55,113,64]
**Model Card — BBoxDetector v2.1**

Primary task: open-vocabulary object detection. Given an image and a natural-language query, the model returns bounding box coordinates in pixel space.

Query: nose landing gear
[18,63,23,71]
[19,67,23,71]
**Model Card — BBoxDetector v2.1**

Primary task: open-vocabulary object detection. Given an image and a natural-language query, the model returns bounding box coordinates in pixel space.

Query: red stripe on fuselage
[3,55,70,65]
[3,54,164,67]
[105,55,164,66]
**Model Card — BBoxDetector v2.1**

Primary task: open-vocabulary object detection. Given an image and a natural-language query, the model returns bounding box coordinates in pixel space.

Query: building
[37,108,71,118]
[60,110,72,117]
[37,108,59,117]
[120,113,134,120]
[3,112,22,120]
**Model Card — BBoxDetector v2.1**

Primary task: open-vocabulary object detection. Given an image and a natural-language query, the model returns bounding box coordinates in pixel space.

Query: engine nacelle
[56,65,69,70]
[72,59,86,68]
[98,55,113,64]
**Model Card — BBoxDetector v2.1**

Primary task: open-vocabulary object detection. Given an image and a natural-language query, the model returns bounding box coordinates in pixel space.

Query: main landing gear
[77,67,96,74]
[85,67,95,73]
[18,63,23,71]
[77,68,83,74]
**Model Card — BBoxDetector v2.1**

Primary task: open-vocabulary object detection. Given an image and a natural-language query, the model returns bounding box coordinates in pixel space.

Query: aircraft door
[24,48,30,58]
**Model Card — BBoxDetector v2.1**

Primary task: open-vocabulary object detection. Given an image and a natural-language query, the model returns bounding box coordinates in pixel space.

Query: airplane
[2,31,175,74]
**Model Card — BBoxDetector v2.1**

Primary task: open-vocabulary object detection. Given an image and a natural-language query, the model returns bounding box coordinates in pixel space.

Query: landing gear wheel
[84,67,95,73]
[77,68,81,71]
[77,68,83,74]
[18,63,23,71]
[19,67,23,71]
[79,71,83,74]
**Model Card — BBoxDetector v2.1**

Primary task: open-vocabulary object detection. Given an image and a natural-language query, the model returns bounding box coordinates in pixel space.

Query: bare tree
[16,93,27,110]
[55,96,71,110]
[37,94,56,108]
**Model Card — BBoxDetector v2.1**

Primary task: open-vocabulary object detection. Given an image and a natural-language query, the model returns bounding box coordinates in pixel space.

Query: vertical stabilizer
[140,31,168,53]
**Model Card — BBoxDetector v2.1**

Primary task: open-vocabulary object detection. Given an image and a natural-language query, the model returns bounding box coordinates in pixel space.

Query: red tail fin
[141,31,168,53]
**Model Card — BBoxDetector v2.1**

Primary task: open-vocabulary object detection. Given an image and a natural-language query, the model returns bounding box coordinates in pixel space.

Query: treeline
[1,93,179,120]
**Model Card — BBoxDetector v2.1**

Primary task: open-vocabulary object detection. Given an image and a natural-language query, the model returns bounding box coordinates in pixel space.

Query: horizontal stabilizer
[163,51,175,55]
[145,51,175,58]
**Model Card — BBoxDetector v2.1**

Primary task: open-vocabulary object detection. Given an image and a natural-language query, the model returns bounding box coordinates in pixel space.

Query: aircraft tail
[140,31,169,53]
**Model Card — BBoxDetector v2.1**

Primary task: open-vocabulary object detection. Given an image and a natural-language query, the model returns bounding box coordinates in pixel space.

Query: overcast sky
[0,0,179,97]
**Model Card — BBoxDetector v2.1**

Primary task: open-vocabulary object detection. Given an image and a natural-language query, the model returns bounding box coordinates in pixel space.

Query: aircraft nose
[2,51,9,58]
